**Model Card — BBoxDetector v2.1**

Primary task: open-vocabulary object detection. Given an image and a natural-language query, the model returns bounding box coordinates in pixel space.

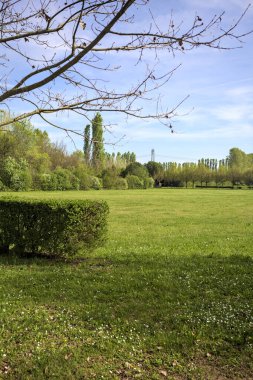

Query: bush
[75,171,92,190]
[114,177,128,190]
[102,172,128,190]
[102,173,115,189]
[39,170,80,191]
[39,173,58,190]
[0,198,109,258]
[69,173,80,190]
[126,175,143,189]
[143,177,154,189]
[90,176,102,190]
[53,167,79,190]
[0,180,6,191]
[1,156,32,191]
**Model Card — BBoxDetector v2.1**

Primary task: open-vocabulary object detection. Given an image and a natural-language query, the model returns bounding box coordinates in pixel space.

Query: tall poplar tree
[83,124,91,165]
[91,113,104,170]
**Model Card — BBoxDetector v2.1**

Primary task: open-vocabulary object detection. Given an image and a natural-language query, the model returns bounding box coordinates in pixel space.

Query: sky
[100,0,253,163]
[2,0,253,164]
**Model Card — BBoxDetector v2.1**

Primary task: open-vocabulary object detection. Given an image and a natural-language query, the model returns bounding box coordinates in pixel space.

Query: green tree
[244,169,253,188]
[0,131,16,162]
[247,153,253,166]
[123,162,149,180]
[102,167,119,189]
[145,161,163,180]
[228,148,247,169]
[91,113,104,170]
[163,162,181,187]
[84,124,91,166]
[63,151,86,170]
[214,165,229,187]
[28,152,51,189]
[180,163,196,188]
[228,166,242,187]
[195,163,211,187]
[45,142,67,170]
[73,165,92,190]
[1,156,32,191]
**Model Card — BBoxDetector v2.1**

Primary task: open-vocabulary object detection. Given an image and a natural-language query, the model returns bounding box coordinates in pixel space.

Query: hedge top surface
[0,196,108,207]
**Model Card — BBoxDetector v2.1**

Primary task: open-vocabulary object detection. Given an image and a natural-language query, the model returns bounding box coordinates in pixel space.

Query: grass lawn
[0,188,253,379]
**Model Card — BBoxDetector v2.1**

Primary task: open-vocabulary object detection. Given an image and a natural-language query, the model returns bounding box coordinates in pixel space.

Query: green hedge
[0,198,109,258]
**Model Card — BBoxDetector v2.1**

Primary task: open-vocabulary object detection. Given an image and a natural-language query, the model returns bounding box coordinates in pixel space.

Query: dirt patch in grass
[193,356,253,380]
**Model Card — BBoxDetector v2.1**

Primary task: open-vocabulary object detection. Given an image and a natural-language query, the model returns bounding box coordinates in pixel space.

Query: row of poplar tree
[147,148,253,188]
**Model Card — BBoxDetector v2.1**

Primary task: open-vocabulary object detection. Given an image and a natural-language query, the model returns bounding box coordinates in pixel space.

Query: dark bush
[0,198,109,258]
[122,162,149,179]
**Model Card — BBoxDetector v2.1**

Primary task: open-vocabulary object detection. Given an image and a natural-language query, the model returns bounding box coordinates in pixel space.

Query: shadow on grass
[1,248,252,265]
[0,250,91,266]
[0,251,253,378]
[1,251,252,325]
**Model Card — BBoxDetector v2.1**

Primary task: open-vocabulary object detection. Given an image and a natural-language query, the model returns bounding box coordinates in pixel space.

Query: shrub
[39,173,58,190]
[0,180,6,191]
[126,175,143,189]
[114,177,128,190]
[1,156,32,191]
[39,170,80,191]
[53,167,75,190]
[143,177,154,189]
[69,173,80,190]
[102,173,115,189]
[0,198,109,258]
[102,171,128,190]
[90,176,102,190]
[75,171,92,190]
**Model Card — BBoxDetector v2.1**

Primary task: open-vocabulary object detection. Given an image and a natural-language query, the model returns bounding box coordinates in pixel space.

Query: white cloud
[181,0,250,12]
[213,104,253,122]
[225,85,253,98]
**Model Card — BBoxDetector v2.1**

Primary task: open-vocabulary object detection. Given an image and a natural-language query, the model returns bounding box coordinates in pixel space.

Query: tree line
[148,148,253,188]
[0,111,252,191]
[0,112,138,191]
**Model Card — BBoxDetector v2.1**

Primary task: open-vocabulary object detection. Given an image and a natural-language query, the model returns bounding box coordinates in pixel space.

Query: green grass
[0,189,253,379]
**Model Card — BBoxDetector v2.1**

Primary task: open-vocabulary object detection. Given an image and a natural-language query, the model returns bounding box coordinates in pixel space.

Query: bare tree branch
[0,0,252,136]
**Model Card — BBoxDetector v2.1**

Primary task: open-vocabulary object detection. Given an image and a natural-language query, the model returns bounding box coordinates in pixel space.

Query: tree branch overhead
[0,0,252,134]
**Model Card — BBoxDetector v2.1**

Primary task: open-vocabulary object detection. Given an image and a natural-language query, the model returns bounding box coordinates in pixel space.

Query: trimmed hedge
[0,198,109,258]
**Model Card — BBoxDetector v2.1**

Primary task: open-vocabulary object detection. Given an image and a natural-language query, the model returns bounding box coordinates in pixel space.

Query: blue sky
[102,0,253,163]
[6,0,253,164]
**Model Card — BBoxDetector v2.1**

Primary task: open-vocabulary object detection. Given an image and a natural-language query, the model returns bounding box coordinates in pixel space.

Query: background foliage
[0,112,252,192]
